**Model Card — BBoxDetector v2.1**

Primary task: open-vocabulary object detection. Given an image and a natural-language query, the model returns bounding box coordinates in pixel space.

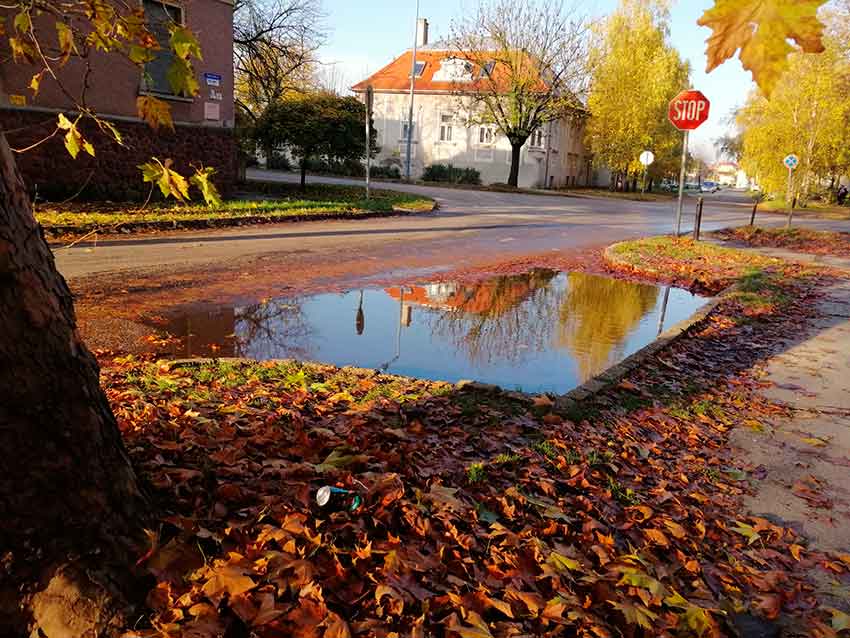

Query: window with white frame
[439,113,454,142]
[478,125,496,146]
[530,128,545,149]
[410,61,427,78]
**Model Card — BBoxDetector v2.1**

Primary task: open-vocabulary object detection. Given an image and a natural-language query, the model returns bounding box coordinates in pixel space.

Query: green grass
[35,183,435,229]
[758,197,850,220]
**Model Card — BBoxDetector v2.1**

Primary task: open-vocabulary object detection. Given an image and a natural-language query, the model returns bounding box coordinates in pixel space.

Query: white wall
[367,91,594,189]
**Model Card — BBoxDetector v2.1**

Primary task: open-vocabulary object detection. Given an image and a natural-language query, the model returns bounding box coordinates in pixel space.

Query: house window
[411,61,427,78]
[439,113,453,142]
[478,125,496,145]
[530,128,545,149]
[142,0,184,96]
[478,61,496,79]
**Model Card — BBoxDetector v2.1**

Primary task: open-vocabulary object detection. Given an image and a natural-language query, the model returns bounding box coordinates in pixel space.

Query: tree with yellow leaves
[585,0,690,191]
[736,19,850,203]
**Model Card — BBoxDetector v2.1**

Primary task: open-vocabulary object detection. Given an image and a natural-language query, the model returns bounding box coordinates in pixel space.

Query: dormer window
[479,61,496,79]
[411,61,427,78]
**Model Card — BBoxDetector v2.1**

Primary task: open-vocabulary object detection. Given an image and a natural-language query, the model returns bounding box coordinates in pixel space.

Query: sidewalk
[725,246,850,608]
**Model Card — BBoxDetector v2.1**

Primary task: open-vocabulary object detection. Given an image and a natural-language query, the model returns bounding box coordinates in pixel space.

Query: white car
[700,181,720,193]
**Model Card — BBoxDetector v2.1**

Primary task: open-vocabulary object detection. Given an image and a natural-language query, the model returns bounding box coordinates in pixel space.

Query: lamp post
[404,0,421,181]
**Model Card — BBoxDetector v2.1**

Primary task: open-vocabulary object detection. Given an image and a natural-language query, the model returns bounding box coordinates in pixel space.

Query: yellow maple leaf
[698,0,828,96]
[136,95,174,131]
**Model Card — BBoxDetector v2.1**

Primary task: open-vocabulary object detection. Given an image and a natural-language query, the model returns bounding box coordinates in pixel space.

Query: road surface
[54,169,848,281]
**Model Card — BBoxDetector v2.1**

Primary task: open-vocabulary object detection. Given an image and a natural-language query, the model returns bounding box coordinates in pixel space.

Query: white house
[351,21,597,189]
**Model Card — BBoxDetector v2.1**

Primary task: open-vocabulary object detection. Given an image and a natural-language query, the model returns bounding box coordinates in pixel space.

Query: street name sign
[668,90,711,131]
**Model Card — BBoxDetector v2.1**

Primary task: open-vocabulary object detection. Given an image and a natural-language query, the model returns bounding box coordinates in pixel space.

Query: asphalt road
[54,169,849,281]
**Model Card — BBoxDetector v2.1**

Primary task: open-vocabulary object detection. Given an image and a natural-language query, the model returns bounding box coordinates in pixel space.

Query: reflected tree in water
[234,299,313,360]
[429,271,561,364]
[557,273,659,381]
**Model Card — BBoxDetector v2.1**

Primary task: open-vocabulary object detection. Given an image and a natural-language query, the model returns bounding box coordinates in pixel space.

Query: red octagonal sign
[668,90,710,131]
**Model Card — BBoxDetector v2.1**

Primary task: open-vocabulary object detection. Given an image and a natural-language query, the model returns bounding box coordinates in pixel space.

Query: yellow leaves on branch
[699,0,829,96]
[137,95,174,131]
[57,114,94,159]
[139,159,222,207]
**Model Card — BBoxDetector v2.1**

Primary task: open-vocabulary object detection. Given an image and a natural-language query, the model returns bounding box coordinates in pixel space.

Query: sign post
[783,153,799,228]
[668,90,711,236]
[365,85,374,201]
[639,150,655,195]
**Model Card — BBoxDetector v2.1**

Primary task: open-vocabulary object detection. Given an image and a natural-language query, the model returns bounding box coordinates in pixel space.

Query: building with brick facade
[0,0,237,200]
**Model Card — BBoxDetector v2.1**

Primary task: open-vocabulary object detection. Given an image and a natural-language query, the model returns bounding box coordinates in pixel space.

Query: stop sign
[668,90,710,131]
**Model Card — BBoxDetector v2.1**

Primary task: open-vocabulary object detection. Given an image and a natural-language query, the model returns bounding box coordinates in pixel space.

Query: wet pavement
[53,170,850,282]
[161,270,708,394]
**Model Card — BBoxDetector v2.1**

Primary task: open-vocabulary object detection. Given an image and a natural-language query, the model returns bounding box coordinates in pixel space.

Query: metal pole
[404,0,421,182]
[657,286,671,337]
[641,166,648,195]
[749,200,758,226]
[693,196,704,241]
[675,130,689,236]
[543,120,553,189]
[365,86,372,200]
[786,167,794,229]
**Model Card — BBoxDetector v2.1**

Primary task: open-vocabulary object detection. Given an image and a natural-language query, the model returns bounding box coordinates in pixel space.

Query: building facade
[352,24,595,190]
[0,0,237,199]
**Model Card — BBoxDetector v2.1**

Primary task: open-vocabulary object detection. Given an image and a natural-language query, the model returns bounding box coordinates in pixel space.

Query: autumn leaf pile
[102,254,850,638]
[714,227,850,260]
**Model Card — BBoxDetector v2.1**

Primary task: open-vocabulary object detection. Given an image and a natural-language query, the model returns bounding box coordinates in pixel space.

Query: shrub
[422,163,481,185]
[267,152,292,171]
[370,165,401,179]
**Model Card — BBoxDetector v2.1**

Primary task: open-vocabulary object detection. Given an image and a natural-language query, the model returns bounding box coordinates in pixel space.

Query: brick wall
[0,108,238,201]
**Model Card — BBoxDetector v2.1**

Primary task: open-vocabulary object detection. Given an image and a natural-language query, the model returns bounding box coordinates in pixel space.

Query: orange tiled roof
[352,49,543,94]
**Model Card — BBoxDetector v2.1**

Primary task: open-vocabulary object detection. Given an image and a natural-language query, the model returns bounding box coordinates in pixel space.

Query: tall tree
[450,0,590,188]
[233,0,326,120]
[0,2,204,634]
[585,0,690,191]
[737,22,850,201]
[253,92,375,188]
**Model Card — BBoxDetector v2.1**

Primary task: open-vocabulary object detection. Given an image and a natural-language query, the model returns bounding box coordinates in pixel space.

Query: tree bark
[0,134,149,636]
[508,143,522,188]
[300,159,308,190]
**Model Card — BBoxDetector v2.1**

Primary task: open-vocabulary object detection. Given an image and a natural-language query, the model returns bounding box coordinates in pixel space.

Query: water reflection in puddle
[164,271,708,394]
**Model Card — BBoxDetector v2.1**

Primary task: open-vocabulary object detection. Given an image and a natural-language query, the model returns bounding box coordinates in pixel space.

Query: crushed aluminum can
[316,485,363,512]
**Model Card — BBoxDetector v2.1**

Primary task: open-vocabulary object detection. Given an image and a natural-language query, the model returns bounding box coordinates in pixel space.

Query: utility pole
[404,0,421,182]
[365,85,373,200]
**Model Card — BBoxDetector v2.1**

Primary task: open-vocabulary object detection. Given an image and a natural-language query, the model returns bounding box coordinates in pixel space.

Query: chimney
[416,18,429,47]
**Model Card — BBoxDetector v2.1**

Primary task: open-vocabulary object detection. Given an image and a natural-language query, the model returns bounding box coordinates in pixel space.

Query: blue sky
[319,0,756,160]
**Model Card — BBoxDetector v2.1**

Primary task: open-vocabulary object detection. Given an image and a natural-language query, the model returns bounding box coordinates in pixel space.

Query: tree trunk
[300,159,308,191]
[508,143,522,188]
[0,134,149,636]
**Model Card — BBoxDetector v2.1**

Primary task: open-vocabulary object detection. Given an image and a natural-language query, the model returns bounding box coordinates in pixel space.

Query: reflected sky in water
[165,271,708,394]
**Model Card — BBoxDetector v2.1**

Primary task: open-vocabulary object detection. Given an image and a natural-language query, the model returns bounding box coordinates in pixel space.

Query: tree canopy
[585,0,690,189]
[450,0,591,187]
[736,14,850,201]
[253,93,374,188]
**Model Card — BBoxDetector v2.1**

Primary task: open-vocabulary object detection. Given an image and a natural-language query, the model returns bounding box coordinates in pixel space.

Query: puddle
[163,271,709,394]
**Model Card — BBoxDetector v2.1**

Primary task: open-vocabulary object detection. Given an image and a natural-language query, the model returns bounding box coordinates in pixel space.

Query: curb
[554,242,737,409]
[42,200,438,242]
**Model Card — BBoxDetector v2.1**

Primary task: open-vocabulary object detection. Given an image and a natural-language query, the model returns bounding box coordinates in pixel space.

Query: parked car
[700,181,720,193]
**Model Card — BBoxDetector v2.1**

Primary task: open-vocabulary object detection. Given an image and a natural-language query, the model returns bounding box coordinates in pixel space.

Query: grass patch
[757,198,850,220]
[35,183,435,229]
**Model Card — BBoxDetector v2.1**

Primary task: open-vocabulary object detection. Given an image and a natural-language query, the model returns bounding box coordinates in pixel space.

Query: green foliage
[533,440,558,459]
[422,164,482,185]
[466,463,487,484]
[253,93,376,185]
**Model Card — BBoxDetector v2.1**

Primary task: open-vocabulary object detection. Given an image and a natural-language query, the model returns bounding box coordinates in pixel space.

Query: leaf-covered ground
[713,226,850,259]
[105,239,850,637]
[36,183,434,234]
